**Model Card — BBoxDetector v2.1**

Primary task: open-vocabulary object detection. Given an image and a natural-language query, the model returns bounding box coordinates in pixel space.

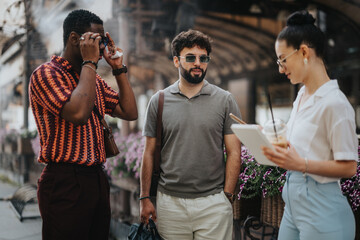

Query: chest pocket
[291,122,318,153]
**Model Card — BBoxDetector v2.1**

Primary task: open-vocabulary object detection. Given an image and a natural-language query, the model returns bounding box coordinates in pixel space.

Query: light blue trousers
[279,171,355,240]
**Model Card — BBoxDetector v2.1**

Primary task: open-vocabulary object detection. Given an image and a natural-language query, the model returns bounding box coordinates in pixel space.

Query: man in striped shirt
[29,9,137,240]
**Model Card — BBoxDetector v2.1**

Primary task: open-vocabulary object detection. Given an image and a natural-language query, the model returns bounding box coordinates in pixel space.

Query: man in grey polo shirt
[140,29,242,240]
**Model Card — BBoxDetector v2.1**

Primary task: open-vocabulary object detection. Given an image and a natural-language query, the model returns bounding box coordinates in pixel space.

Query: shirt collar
[313,80,339,97]
[51,55,74,72]
[298,80,339,98]
[296,80,339,110]
[169,80,212,96]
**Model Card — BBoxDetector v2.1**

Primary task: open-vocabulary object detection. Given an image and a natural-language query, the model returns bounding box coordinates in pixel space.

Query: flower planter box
[260,194,285,228]
[233,196,261,221]
[111,177,139,193]
[355,210,360,240]
[110,177,140,220]
[110,187,131,218]
[129,191,140,221]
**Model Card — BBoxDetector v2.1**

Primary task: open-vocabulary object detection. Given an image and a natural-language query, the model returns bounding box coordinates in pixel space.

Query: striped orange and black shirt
[29,56,119,166]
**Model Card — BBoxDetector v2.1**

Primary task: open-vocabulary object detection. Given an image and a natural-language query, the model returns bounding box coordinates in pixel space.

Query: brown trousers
[37,162,111,240]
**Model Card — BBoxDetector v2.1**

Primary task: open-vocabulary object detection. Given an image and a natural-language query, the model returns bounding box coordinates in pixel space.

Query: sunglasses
[178,55,211,63]
[99,36,109,47]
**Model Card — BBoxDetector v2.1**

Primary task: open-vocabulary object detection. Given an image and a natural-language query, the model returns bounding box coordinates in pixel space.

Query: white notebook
[231,124,277,166]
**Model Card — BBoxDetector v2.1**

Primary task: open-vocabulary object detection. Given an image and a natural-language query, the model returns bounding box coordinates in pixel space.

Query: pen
[229,113,247,125]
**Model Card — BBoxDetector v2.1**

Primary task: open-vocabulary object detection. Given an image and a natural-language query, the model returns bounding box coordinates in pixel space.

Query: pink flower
[238,145,286,199]
[340,146,360,211]
[105,131,145,179]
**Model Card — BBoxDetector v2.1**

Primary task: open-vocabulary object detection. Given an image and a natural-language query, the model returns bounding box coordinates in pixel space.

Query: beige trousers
[156,191,233,240]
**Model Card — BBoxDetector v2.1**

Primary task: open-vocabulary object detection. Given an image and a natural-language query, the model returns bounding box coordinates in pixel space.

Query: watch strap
[224,192,235,203]
[112,65,127,75]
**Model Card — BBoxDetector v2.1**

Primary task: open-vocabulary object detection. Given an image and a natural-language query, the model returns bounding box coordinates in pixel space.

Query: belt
[47,162,104,173]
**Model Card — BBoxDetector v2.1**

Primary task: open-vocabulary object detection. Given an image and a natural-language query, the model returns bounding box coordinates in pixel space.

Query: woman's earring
[304,58,308,65]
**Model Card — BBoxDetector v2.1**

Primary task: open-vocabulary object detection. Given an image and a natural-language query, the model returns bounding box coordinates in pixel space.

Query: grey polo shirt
[142,80,241,198]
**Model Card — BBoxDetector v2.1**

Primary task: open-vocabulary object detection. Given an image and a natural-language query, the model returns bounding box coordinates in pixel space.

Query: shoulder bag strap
[93,105,103,120]
[154,91,164,176]
[93,105,110,131]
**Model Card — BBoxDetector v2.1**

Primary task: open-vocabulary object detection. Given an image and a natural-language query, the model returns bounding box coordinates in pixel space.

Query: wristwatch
[224,192,236,204]
[112,65,127,75]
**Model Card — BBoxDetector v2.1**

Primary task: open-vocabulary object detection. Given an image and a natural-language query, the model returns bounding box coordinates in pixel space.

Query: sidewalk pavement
[0,180,42,240]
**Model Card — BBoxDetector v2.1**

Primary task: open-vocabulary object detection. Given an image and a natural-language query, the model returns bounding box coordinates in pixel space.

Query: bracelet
[82,60,98,69]
[139,196,151,200]
[82,64,97,73]
[303,157,308,177]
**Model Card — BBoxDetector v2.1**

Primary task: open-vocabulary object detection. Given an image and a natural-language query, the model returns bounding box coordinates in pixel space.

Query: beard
[179,64,207,84]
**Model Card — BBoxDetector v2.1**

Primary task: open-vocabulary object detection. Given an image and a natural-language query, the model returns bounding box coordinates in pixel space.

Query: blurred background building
[0,0,359,133]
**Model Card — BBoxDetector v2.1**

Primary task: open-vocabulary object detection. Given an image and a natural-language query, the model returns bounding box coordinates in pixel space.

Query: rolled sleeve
[330,119,358,161]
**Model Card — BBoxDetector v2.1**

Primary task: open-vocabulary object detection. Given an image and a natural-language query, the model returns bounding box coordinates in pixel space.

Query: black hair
[171,29,212,57]
[277,10,326,59]
[63,9,103,47]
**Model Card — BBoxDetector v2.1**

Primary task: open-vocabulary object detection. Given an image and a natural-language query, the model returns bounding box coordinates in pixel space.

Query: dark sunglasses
[100,36,109,47]
[178,55,211,63]
[76,32,109,47]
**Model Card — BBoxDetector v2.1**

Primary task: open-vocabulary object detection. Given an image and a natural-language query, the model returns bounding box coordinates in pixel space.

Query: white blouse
[287,80,358,183]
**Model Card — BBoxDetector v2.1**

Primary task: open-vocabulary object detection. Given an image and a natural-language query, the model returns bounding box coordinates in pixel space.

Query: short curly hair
[171,29,212,57]
[63,9,103,47]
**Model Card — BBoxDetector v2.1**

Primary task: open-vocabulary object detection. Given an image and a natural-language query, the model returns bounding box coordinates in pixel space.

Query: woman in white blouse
[262,10,358,240]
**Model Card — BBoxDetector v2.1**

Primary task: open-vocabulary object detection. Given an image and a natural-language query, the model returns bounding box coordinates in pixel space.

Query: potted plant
[341,157,360,212]
[238,145,286,228]
[341,145,360,239]
[232,146,262,222]
[105,131,144,191]
[239,144,360,231]
[105,131,145,218]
